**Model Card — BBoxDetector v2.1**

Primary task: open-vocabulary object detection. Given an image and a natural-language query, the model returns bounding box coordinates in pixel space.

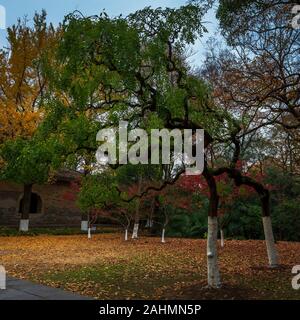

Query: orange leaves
[0,105,41,140]
[0,234,299,299]
[0,12,59,145]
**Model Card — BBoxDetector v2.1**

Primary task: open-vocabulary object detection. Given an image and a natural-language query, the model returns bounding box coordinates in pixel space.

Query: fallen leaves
[0,234,299,299]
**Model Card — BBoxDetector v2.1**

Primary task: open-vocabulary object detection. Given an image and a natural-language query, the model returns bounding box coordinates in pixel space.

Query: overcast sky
[0,0,220,67]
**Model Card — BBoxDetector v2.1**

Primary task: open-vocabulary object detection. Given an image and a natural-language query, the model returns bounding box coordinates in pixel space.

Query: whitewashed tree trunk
[161,228,166,243]
[19,219,29,232]
[125,229,128,241]
[145,219,154,228]
[262,216,278,267]
[81,220,88,231]
[132,223,139,239]
[207,216,221,288]
[88,227,91,239]
[220,229,224,248]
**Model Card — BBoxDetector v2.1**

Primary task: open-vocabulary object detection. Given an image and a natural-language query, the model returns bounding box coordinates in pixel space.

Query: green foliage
[265,167,300,241]
[116,163,162,188]
[165,167,300,241]
[167,208,208,238]
[0,137,57,185]
[217,0,254,36]
[77,172,120,211]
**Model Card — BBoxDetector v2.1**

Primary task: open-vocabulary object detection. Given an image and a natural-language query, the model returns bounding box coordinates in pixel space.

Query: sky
[0,0,220,67]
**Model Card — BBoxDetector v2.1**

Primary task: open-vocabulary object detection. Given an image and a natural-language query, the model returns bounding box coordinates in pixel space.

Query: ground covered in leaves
[0,233,299,300]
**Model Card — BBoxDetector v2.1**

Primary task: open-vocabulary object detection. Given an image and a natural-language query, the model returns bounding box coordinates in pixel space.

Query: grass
[0,233,299,300]
[44,258,202,299]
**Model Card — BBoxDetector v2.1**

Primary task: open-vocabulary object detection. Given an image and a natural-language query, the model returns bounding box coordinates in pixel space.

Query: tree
[0,136,59,231]
[217,0,300,130]
[0,12,60,230]
[76,170,139,241]
[200,39,281,267]
[201,0,300,266]
[0,11,58,145]
[41,2,241,288]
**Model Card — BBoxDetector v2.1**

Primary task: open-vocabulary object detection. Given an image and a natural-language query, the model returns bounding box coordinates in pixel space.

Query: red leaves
[177,174,203,193]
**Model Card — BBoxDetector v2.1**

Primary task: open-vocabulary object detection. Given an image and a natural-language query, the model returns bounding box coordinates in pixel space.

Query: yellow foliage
[0,12,59,144]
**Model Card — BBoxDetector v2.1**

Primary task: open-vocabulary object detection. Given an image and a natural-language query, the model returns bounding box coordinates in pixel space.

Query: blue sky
[0,0,220,66]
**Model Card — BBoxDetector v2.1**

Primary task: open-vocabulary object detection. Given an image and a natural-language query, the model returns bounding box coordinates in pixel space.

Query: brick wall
[0,181,82,228]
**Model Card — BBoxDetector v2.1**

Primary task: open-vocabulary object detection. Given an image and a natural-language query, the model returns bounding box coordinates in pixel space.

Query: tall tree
[41,2,243,288]
[0,12,60,230]
[0,11,58,144]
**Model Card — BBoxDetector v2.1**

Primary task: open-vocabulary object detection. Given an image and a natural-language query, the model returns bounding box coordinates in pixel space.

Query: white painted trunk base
[88,227,92,239]
[19,219,29,232]
[161,228,166,243]
[220,229,224,248]
[132,223,139,239]
[125,229,128,241]
[145,219,153,228]
[81,221,88,231]
[262,216,278,267]
[207,216,221,288]
[0,266,6,290]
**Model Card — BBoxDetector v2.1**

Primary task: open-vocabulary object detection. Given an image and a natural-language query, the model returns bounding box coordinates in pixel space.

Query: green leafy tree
[0,136,60,230]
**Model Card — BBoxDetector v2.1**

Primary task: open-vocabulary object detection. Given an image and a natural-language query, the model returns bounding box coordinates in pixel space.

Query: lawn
[0,233,299,300]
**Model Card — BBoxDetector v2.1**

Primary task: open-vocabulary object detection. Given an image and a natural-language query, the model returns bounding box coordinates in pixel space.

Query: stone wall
[0,181,82,228]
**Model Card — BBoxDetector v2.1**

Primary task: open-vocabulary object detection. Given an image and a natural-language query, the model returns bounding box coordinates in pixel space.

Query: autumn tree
[0,11,58,143]
[192,0,300,266]
[217,1,300,130]
[200,54,280,266]
[0,11,60,230]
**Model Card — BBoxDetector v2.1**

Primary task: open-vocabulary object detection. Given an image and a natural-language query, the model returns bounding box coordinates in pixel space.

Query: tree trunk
[87,212,92,239]
[220,229,225,248]
[19,184,32,232]
[125,228,128,241]
[207,216,221,288]
[218,168,279,268]
[203,165,221,288]
[161,206,169,244]
[132,223,139,239]
[147,198,155,229]
[262,216,278,267]
[261,193,278,267]
[161,228,166,243]
[132,176,142,239]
